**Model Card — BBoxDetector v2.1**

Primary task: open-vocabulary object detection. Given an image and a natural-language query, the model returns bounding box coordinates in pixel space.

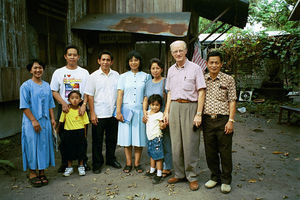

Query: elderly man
[164,40,206,191]
[84,51,121,174]
[202,51,236,194]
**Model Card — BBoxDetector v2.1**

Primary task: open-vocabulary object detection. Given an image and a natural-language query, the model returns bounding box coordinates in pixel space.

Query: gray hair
[170,40,187,51]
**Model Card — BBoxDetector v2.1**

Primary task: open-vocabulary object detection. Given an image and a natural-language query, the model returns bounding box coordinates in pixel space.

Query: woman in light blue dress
[20,59,56,187]
[116,50,150,173]
[142,58,173,178]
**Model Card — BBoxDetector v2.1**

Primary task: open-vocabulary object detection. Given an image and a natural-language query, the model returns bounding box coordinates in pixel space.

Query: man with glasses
[164,40,206,191]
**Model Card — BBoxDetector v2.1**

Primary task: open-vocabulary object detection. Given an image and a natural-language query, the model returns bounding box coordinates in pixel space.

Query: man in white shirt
[84,51,121,174]
[50,45,90,173]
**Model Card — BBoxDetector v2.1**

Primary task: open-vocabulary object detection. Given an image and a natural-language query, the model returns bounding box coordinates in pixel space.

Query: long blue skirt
[22,117,55,171]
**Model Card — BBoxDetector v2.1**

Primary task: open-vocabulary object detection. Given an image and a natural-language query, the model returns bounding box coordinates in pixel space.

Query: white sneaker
[221,184,231,194]
[63,167,73,177]
[205,180,218,189]
[78,166,86,176]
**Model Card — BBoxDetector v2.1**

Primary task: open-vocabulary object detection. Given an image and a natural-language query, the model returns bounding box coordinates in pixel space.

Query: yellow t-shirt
[59,108,89,130]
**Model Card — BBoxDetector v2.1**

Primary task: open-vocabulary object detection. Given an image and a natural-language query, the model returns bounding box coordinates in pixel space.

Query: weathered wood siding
[67,0,88,68]
[0,0,28,102]
[88,0,183,14]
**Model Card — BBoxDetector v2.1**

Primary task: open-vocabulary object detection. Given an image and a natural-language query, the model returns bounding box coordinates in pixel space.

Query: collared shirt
[166,59,206,101]
[84,68,119,118]
[203,72,237,115]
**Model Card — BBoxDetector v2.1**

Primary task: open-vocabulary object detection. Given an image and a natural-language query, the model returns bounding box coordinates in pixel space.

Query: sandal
[134,165,143,173]
[145,170,156,177]
[162,170,172,178]
[29,177,42,188]
[123,165,132,173]
[39,175,49,186]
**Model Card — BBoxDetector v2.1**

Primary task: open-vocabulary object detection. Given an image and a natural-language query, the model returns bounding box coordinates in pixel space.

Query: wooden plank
[126,0,136,13]
[116,0,126,13]
[135,0,143,12]
[176,0,183,12]
[142,0,154,13]
[153,0,160,13]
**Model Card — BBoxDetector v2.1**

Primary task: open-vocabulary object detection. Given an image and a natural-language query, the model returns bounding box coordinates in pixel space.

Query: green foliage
[0,160,15,169]
[248,0,299,32]
[220,31,300,90]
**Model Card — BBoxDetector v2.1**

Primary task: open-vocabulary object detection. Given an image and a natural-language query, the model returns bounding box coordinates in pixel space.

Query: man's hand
[163,112,169,125]
[90,111,98,126]
[79,104,86,116]
[32,120,41,133]
[224,121,234,134]
[62,102,70,113]
[116,112,124,122]
[193,114,202,127]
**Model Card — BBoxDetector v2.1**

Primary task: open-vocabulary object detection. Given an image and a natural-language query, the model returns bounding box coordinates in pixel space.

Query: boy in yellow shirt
[57,91,89,176]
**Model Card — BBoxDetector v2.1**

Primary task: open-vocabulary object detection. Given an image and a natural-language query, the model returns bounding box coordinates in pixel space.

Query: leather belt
[172,99,197,103]
[203,114,228,119]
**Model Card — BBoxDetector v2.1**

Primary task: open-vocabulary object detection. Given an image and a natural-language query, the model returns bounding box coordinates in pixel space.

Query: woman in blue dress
[142,58,173,178]
[19,59,56,187]
[116,50,150,173]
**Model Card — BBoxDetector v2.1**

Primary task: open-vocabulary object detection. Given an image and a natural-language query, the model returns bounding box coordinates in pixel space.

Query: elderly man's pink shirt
[166,59,206,101]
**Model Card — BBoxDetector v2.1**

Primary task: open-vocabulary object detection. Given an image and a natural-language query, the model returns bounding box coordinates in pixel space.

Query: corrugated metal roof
[72,12,191,37]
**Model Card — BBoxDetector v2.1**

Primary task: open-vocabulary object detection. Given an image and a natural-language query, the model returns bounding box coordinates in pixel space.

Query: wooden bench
[278,106,300,124]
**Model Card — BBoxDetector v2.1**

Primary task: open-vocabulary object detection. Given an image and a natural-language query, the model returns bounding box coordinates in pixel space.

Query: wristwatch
[196,112,202,117]
[228,118,235,122]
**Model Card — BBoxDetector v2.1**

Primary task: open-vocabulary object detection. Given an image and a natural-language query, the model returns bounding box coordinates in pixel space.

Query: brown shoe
[167,177,185,184]
[189,181,199,191]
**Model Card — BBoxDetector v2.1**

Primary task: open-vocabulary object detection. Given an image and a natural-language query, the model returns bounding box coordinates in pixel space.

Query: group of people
[20,40,236,194]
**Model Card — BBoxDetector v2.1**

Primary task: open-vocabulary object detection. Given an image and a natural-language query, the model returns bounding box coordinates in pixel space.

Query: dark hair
[26,59,45,72]
[98,50,113,61]
[67,90,82,99]
[126,50,143,71]
[149,58,164,70]
[64,45,79,55]
[148,94,163,108]
[207,51,223,62]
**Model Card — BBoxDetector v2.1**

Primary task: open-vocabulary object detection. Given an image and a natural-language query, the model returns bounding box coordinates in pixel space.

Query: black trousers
[92,117,118,170]
[202,115,233,184]
[57,105,89,166]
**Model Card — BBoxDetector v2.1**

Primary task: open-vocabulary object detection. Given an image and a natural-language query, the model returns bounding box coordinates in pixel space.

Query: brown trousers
[203,115,233,184]
[169,101,200,182]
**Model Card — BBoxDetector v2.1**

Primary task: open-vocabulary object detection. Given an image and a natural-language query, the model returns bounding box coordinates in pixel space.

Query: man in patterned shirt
[202,51,236,194]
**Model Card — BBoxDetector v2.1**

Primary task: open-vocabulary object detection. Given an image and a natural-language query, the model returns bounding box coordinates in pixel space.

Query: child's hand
[159,120,167,130]
[142,112,148,123]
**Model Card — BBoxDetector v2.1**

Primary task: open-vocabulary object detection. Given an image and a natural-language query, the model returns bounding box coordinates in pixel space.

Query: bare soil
[0,113,299,200]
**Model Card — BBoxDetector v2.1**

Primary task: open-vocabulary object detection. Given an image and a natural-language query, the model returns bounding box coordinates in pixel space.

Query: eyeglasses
[171,49,185,54]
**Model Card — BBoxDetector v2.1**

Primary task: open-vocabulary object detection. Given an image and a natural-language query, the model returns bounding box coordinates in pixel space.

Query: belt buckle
[211,114,217,119]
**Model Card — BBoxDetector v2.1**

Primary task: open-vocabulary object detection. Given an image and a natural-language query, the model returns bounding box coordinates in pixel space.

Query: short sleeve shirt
[146,111,163,140]
[166,59,206,101]
[50,66,89,104]
[59,108,89,130]
[20,80,55,120]
[203,72,237,115]
[117,71,150,105]
[84,68,119,118]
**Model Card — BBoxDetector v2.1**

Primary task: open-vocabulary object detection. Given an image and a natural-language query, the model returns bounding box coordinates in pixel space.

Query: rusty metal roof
[72,12,191,37]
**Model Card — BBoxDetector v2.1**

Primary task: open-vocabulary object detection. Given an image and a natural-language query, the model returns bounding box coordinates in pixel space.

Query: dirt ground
[0,112,299,200]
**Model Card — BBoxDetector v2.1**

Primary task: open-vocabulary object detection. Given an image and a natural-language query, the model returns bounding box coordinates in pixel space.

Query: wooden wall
[0,0,28,102]
[88,0,183,14]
